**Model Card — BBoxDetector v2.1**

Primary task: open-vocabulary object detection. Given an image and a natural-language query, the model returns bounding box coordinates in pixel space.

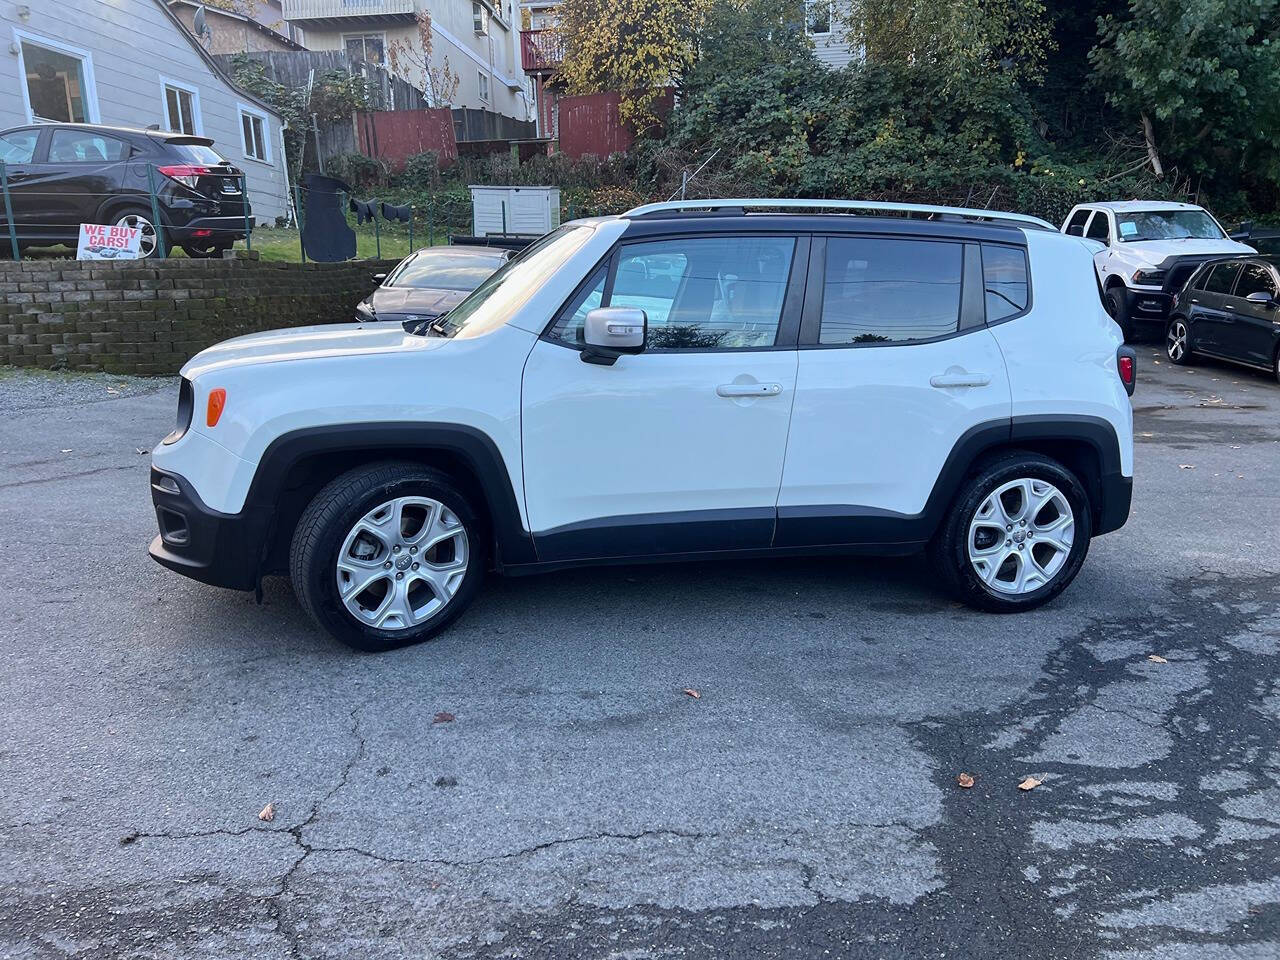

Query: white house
[805,0,858,69]
[281,0,532,121]
[0,0,290,223]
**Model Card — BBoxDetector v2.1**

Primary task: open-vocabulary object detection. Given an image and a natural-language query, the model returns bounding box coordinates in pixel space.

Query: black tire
[289,461,488,652]
[181,242,231,259]
[1273,346,1280,386]
[1165,317,1193,365]
[1104,286,1133,343]
[928,451,1093,613]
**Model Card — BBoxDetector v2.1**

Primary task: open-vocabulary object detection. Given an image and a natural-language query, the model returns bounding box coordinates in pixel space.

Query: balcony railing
[281,0,416,22]
[521,29,564,73]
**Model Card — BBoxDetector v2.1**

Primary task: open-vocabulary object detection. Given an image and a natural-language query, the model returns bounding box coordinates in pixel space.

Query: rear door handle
[716,382,782,397]
[930,373,991,388]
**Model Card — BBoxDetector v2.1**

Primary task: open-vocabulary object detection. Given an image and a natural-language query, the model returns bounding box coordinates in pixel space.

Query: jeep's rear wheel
[930,452,1092,612]
[289,462,487,651]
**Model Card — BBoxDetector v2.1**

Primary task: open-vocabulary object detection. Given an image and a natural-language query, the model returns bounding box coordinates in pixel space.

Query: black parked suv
[0,123,252,258]
[1166,255,1280,382]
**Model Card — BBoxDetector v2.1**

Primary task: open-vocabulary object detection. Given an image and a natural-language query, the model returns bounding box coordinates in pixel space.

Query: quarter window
[1204,262,1242,295]
[982,244,1029,322]
[549,236,796,350]
[819,237,962,344]
[48,130,127,163]
[1233,262,1276,300]
[0,130,37,164]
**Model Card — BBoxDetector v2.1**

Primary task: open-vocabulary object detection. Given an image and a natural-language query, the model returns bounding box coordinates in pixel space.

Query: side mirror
[372,273,387,283]
[1066,225,1084,237]
[581,307,646,365]
[1230,220,1254,240]
[1245,290,1275,306]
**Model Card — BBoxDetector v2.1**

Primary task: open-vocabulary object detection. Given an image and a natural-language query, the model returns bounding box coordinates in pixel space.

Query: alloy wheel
[335,496,469,630]
[967,478,1075,595]
[117,214,157,258]
[1167,320,1188,362]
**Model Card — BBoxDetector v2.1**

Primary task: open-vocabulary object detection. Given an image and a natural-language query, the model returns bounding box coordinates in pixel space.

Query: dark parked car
[1166,255,1280,382]
[354,245,512,324]
[0,122,251,258]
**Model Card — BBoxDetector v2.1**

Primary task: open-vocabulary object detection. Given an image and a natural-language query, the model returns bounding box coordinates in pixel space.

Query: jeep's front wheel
[930,453,1092,613]
[289,462,487,651]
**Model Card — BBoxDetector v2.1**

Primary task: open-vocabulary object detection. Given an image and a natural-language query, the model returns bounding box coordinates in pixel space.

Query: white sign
[77,223,142,261]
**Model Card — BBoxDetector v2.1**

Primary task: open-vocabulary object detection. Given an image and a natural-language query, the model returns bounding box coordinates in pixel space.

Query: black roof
[0,121,212,145]
[619,213,1029,245]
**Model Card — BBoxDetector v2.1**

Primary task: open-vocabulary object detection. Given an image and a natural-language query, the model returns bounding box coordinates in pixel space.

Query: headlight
[163,378,194,444]
[1133,269,1167,285]
[355,300,375,322]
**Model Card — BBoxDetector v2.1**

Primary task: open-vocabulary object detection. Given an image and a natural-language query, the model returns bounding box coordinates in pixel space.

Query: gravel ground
[0,369,171,411]
[0,347,1277,960]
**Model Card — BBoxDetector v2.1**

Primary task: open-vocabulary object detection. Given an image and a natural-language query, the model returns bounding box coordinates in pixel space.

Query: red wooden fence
[357,108,458,171]
[557,89,674,160]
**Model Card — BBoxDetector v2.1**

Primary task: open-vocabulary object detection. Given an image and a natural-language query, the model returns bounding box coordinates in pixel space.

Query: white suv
[150,200,1136,651]
[1062,201,1255,341]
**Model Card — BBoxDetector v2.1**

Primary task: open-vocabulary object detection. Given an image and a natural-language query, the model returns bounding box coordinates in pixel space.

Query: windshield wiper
[402,313,453,337]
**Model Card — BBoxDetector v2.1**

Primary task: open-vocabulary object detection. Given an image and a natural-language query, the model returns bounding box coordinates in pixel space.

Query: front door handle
[930,373,991,388]
[716,382,782,398]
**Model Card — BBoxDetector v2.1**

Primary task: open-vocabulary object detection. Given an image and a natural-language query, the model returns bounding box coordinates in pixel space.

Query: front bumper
[148,468,270,591]
[1096,472,1133,536]
[1124,288,1173,324]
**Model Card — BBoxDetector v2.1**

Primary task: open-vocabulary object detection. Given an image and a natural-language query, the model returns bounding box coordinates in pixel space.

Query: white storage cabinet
[470,186,562,237]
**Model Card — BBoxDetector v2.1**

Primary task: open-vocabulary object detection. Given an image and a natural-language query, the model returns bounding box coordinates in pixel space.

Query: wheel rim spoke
[968,477,1074,596]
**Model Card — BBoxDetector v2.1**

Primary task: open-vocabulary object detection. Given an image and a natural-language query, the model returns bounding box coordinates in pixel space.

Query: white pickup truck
[1061,201,1255,341]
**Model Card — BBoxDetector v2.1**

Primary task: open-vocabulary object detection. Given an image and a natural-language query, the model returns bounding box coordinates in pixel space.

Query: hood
[365,286,470,319]
[181,323,450,380]
[1123,237,1256,264]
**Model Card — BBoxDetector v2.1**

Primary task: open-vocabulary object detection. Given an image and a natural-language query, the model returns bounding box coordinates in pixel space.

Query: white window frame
[237,102,272,164]
[477,70,490,104]
[804,0,833,37]
[14,28,100,124]
[342,31,387,64]
[159,76,203,137]
[473,2,488,34]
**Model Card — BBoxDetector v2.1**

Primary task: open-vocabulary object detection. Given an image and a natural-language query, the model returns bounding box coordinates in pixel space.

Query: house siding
[0,0,289,224]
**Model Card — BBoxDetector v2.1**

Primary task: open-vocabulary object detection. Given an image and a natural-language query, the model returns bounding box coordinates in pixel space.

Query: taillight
[206,388,227,427]
[1117,347,1136,396]
[157,164,211,189]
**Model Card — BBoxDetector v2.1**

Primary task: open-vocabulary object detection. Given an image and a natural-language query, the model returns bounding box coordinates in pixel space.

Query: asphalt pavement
[0,348,1277,959]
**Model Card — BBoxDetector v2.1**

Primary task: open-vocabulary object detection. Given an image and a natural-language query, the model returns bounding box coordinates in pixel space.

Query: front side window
[164,84,199,136]
[1116,209,1225,242]
[239,108,269,162]
[548,236,795,349]
[1233,262,1277,300]
[1204,262,1242,295]
[805,0,832,34]
[48,130,127,163]
[22,39,93,123]
[1085,213,1110,243]
[344,33,385,64]
[819,237,962,344]
[0,130,38,164]
[982,244,1029,322]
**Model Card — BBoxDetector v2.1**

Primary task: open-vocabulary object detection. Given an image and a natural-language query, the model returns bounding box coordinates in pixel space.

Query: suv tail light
[157,164,211,189]
[1117,346,1136,396]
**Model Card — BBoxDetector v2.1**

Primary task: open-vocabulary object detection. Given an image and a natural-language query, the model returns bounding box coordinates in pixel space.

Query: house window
[18,35,98,124]
[804,0,832,36]
[162,80,201,136]
[238,105,270,163]
[478,71,490,104]
[473,2,488,34]
[343,33,385,65]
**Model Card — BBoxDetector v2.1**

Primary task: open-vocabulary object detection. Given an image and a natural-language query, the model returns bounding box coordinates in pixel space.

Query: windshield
[434,226,594,338]
[384,249,507,291]
[1116,209,1225,242]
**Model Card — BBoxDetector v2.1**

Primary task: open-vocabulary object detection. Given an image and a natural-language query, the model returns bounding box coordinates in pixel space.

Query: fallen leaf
[1018,777,1042,791]
[135,447,149,455]
[433,711,455,723]
[683,688,701,699]
[258,802,275,822]
[1179,464,1195,470]
[956,773,975,789]
[60,449,72,453]
[1148,654,1168,664]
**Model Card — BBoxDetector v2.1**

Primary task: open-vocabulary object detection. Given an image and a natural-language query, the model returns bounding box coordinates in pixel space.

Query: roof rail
[621,198,1057,231]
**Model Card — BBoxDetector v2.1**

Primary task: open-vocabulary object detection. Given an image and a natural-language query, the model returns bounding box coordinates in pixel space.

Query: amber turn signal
[206,388,227,427]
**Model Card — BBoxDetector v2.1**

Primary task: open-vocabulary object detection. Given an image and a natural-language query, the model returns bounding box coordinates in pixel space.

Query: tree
[554,0,714,127]
[387,11,460,107]
[1090,0,1280,186]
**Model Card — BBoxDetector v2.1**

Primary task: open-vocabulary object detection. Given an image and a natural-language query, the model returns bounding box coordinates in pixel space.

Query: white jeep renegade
[150,200,1136,651]
[1061,201,1255,341]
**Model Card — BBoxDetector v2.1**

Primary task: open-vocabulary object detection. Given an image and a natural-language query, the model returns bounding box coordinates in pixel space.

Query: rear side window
[48,130,128,163]
[981,244,1029,322]
[1204,262,1242,294]
[1065,209,1090,235]
[1234,262,1277,300]
[0,130,37,163]
[819,237,962,344]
